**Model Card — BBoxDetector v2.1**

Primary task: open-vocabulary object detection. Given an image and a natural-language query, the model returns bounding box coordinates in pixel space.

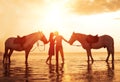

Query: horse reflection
[86,61,114,82]
[3,63,11,77]
[24,63,31,82]
[2,63,32,82]
[107,62,114,78]
[87,61,92,74]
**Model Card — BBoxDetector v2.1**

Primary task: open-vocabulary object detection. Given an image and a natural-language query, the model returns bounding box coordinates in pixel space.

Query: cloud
[67,0,120,15]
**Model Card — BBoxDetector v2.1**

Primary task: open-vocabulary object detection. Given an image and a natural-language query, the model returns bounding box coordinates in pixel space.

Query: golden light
[42,1,68,34]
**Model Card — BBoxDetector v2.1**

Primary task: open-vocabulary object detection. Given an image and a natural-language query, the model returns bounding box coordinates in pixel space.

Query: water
[0,52,120,82]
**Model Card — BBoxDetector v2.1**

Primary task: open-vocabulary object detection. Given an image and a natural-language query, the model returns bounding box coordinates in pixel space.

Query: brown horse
[69,32,114,63]
[3,32,48,63]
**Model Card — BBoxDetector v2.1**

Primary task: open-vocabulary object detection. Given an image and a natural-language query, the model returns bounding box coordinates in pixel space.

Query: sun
[42,1,68,33]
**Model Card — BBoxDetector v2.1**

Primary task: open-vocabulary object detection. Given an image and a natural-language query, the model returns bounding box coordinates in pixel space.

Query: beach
[0,52,120,82]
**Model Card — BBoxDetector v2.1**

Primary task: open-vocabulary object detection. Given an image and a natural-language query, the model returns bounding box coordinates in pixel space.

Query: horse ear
[73,32,75,34]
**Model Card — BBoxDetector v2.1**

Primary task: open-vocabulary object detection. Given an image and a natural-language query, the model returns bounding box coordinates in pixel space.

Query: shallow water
[0,52,120,82]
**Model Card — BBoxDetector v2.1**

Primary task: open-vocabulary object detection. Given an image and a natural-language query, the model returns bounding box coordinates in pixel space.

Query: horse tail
[3,46,8,63]
[106,36,114,62]
[112,38,114,61]
[112,37,114,55]
[108,35,114,55]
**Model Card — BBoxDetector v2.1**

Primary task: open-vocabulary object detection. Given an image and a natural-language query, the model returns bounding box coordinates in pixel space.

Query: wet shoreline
[0,53,120,82]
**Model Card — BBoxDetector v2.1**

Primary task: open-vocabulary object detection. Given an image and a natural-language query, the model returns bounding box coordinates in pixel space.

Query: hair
[54,31,59,36]
[49,32,54,40]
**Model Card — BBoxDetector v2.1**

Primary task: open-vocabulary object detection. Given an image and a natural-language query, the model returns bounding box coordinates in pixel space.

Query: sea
[0,52,120,82]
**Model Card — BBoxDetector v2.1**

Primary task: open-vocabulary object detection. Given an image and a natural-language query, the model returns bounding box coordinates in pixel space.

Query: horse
[3,32,48,64]
[69,32,114,63]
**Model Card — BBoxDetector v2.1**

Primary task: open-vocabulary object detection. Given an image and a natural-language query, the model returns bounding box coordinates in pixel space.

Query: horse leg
[3,47,9,63]
[25,49,30,64]
[86,49,90,62]
[106,47,114,62]
[106,48,110,62]
[111,45,114,63]
[8,49,13,63]
[106,44,114,63]
[111,52,114,63]
[86,49,94,63]
[111,47,114,63]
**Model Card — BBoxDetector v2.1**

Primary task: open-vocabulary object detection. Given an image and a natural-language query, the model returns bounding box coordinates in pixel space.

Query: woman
[46,32,55,64]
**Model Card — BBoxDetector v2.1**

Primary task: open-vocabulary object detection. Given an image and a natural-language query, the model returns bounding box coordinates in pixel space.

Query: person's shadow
[48,63,64,82]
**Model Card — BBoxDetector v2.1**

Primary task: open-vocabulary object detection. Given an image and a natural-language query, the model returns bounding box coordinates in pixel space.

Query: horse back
[99,35,114,47]
[14,36,26,45]
[86,35,99,44]
[101,35,114,41]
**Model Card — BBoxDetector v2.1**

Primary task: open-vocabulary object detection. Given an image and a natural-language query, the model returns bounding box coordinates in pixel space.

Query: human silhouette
[54,31,68,64]
[46,32,55,64]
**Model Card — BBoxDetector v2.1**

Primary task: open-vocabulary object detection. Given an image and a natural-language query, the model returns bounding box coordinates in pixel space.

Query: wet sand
[0,52,120,82]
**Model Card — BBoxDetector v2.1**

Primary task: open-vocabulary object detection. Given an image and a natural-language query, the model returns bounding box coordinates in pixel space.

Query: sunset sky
[0,0,120,52]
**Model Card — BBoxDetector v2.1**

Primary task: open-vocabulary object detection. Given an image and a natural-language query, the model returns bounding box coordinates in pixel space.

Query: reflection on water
[3,63,10,77]
[2,62,32,82]
[0,53,120,82]
[86,61,114,82]
[48,63,64,82]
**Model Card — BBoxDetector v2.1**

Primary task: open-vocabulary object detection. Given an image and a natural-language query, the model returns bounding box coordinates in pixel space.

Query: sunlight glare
[42,1,68,33]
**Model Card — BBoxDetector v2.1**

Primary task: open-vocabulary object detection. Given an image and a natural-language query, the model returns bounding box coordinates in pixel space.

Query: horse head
[69,32,77,45]
[37,32,48,44]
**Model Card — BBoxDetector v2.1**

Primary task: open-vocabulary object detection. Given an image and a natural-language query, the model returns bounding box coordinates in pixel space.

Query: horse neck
[75,33,87,42]
[26,32,40,44]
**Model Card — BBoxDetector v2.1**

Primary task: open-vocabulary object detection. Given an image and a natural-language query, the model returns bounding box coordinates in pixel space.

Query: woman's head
[50,32,54,37]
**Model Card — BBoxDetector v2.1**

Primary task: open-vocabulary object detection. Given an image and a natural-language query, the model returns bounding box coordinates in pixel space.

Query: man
[54,31,68,64]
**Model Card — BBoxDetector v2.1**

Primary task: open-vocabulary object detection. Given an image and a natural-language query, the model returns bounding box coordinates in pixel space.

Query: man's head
[54,31,59,36]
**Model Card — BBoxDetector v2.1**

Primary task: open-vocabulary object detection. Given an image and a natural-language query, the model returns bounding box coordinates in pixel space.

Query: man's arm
[62,36,68,43]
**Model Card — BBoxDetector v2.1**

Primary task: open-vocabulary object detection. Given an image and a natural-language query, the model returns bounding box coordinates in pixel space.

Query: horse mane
[24,32,41,38]
[74,32,87,37]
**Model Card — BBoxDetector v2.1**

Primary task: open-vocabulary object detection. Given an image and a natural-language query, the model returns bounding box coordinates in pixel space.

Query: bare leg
[46,55,52,64]
[49,56,52,64]
[56,47,59,65]
[46,56,50,64]
[59,47,64,64]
